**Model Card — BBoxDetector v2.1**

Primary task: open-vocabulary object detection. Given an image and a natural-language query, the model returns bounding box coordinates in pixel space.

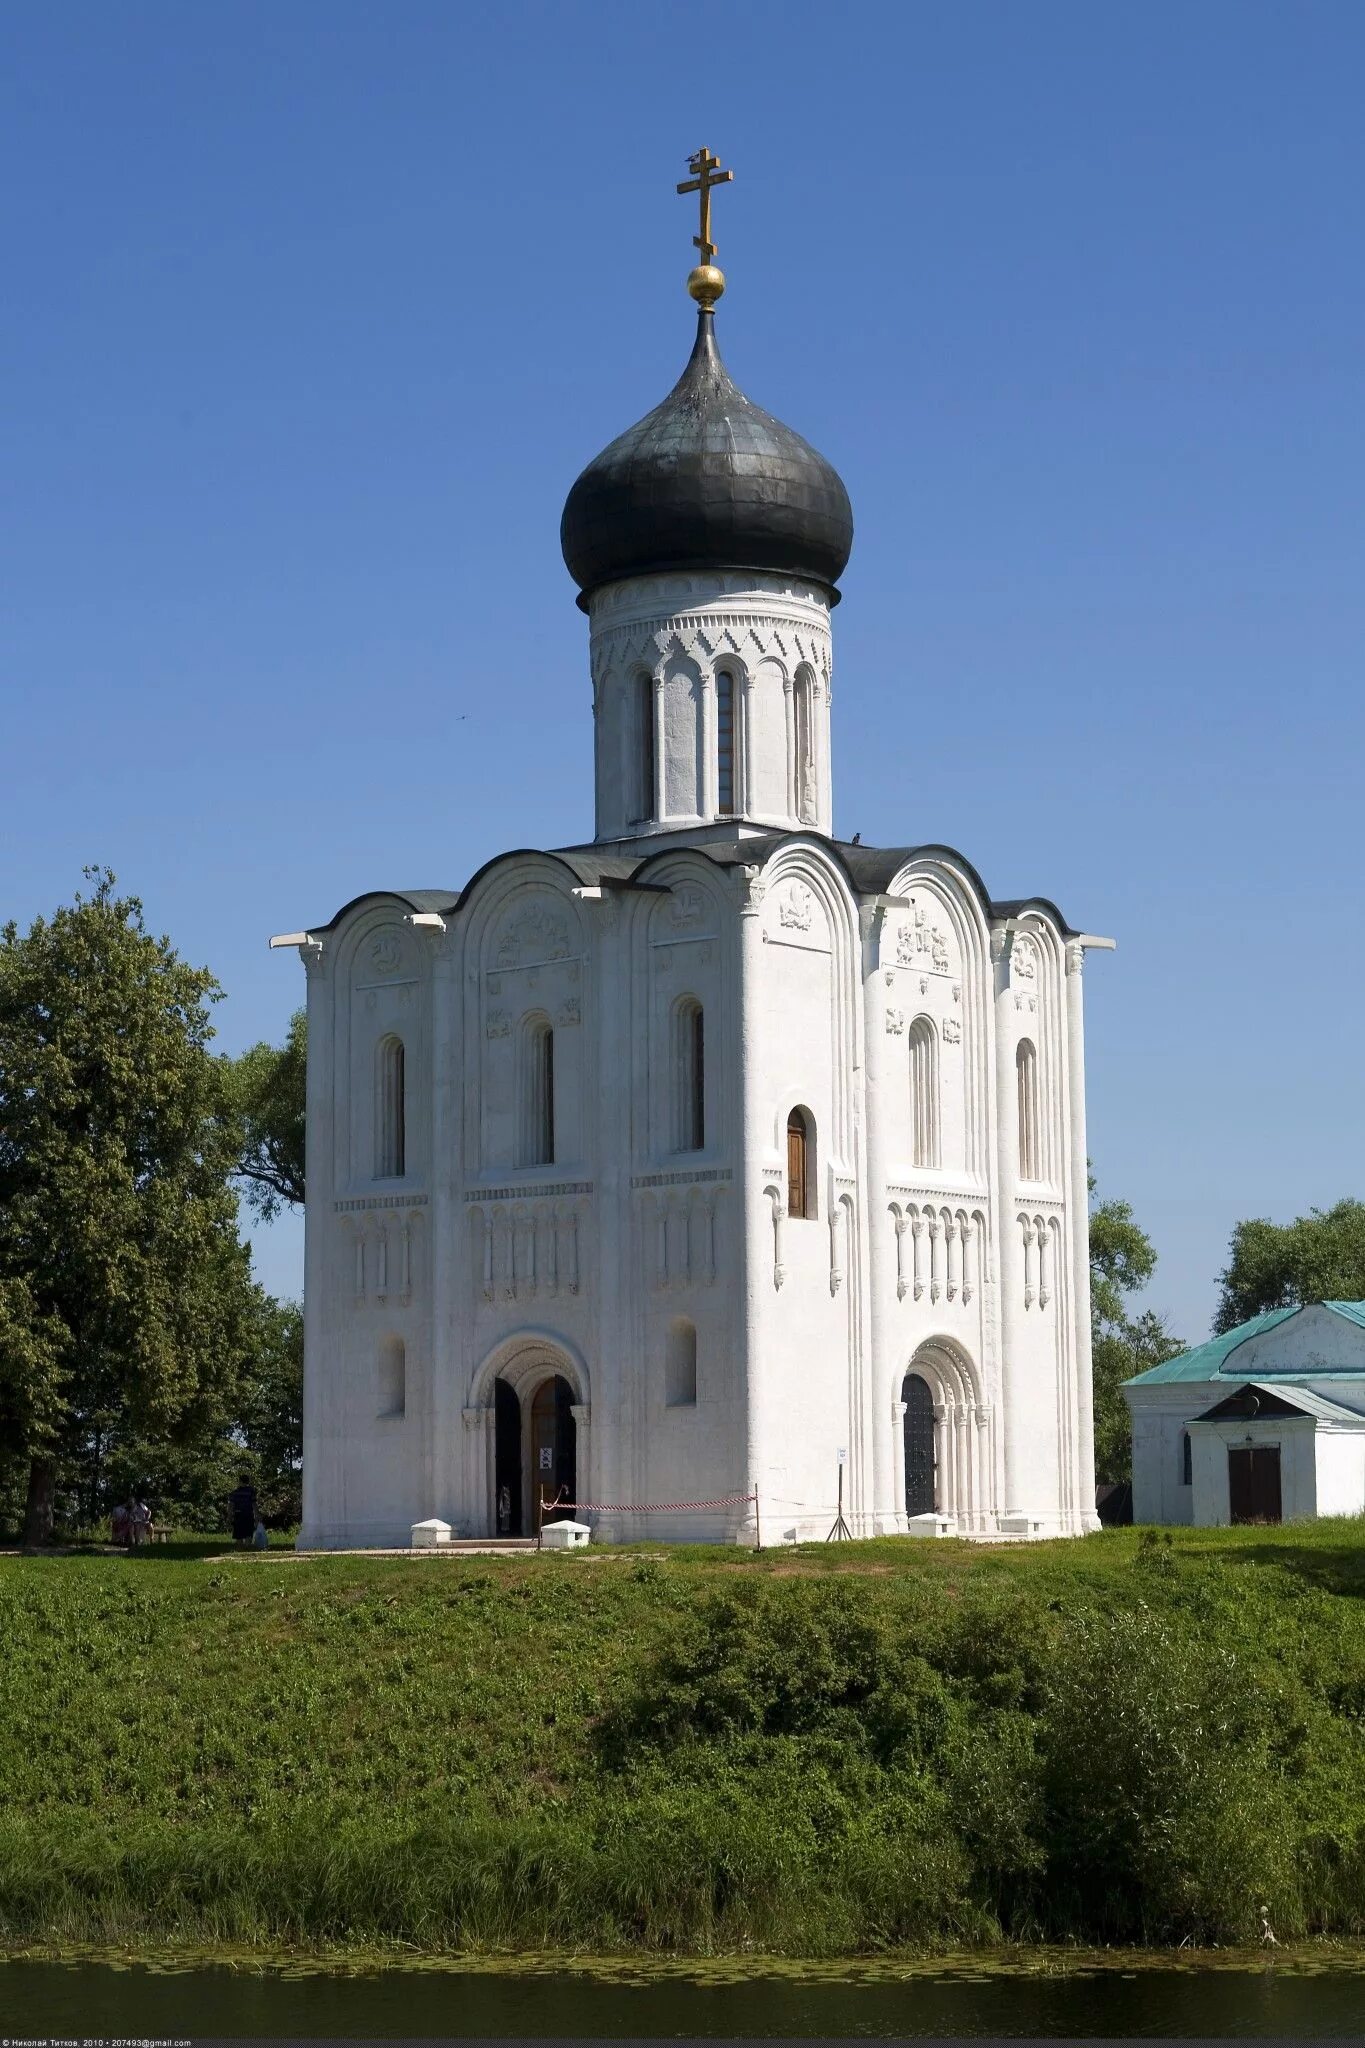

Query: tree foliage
[1215,1198,1365,1333]
[0,870,264,1541]
[226,1008,306,1221]
[1089,1178,1183,1484]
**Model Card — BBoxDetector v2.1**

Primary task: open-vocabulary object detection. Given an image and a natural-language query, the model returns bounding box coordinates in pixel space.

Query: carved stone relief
[369,931,405,977]
[777,882,814,932]
[473,1199,583,1302]
[896,902,951,974]
[495,904,570,969]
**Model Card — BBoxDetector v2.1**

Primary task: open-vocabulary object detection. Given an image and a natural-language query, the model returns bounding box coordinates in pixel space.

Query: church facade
[280,188,1108,1546]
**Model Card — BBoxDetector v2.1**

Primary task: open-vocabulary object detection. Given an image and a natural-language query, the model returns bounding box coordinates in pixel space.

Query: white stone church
[279,202,1110,1547]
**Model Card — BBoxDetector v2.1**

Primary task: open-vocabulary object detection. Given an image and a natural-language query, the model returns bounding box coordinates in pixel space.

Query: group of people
[110,1496,154,1546]
[107,1482,270,1549]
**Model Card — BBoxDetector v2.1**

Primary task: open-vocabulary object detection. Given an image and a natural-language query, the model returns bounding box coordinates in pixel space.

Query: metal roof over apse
[560,309,854,607]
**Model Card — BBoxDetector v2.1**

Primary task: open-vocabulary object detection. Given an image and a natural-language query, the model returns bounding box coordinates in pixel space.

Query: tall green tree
[1215,1198,1365,1333]
[1089,1178,1183,1484]
[226,1008,306,1221]
[0,870,260,1543]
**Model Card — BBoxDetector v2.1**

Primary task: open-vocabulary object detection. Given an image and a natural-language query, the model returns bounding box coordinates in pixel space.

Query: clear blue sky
[5,1,1363,1343]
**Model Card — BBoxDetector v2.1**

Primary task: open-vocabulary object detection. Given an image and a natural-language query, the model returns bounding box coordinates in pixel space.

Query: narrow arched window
[632,673,656,823]
[520,1019,555,1167]
[793,668,817,823]
[675,999,705,1152]
[375,1036,405,1179]
[1181,1431,1192,1487]
[378,1336,406,1418]
[787,1106,816,1219]
[1016,1038,1039,1182]
[716,669,736,816]
[666,1319,698,1407]
[908,1016,940,1169]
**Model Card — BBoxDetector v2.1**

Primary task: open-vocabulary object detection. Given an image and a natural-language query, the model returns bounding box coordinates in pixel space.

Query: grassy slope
[3,1525,1365,1955]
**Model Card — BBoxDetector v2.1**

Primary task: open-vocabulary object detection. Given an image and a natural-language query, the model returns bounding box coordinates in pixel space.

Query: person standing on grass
[229,1475,256,1545]
[111,1499,130,1547]
[130,1496,151,1546]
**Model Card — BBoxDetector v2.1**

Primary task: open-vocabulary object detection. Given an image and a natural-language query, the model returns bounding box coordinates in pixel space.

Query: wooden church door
[1228,1445,1282,1524]
[902,1372,936,1518]
[532,1375,577,1524]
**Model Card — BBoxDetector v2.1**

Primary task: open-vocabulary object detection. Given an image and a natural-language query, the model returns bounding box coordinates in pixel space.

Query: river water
[4,1955,1365,2037]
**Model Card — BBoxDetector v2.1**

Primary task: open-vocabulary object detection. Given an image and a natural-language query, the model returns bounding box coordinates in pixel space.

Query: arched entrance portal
[902,1371,936,1517]
[492,1371,577,1535]
[895,1338,992,1533]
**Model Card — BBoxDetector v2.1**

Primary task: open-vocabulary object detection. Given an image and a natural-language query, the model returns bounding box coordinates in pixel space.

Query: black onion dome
[561,310,853,607]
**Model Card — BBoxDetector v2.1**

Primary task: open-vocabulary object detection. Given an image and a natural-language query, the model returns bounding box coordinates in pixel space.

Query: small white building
[277,221,1111,1549]
[1125,1302,1365,1526]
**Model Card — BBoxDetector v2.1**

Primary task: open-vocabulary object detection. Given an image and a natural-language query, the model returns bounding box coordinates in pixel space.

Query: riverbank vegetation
[3,1524,1365,1957]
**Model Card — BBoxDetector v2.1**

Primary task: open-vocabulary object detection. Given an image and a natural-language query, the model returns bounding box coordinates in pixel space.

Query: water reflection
[4,1956,1365,2037]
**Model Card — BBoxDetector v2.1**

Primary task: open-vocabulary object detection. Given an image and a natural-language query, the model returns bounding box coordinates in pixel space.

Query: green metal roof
[1124,1303,1365,1387]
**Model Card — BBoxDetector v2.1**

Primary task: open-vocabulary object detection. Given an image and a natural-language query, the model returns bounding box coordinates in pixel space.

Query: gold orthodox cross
[677,147,733,266]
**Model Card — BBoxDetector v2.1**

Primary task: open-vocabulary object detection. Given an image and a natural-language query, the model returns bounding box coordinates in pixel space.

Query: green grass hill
[3,1525,1365,1957]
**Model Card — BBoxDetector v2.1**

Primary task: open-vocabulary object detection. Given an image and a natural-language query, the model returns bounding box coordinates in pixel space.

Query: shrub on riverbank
[2,1526,1364,1954]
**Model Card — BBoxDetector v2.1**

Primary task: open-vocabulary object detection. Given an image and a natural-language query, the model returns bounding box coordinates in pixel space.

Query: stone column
[736,864,770,1537]
[1066,940,1101,1531]
[993,926,1026,1517]
[698,674,715,821]
[298,939,332,1548]
[860,903,896,1532]
[891,1394,908,1530]
[462,1404,494,1538]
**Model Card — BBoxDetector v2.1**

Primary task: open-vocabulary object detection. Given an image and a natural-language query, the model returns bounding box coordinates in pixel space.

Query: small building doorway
[531,1375,577,1524]
[902,1370,936,1517]
[1228,1444,1282,1525]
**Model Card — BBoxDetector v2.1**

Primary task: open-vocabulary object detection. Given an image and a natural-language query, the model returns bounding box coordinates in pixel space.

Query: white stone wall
[1129,1390,1200,1525]
[1316,1429,1365,1516]
[588,573,835,840]
[296,841,1097,1545]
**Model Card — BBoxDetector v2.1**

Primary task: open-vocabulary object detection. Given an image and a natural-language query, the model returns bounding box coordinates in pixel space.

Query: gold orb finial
[687,263,726,309]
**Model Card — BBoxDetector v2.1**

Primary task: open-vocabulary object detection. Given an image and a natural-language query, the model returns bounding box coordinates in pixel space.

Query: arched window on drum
[792,667,817,824]
[716,668,737,817]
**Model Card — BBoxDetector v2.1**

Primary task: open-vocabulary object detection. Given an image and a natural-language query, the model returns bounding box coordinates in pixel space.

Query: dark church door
[494,1378,523,1536]
[1228,1445,1282,1525]
[532,1375,577,1525]
[902,1372,936,1518]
